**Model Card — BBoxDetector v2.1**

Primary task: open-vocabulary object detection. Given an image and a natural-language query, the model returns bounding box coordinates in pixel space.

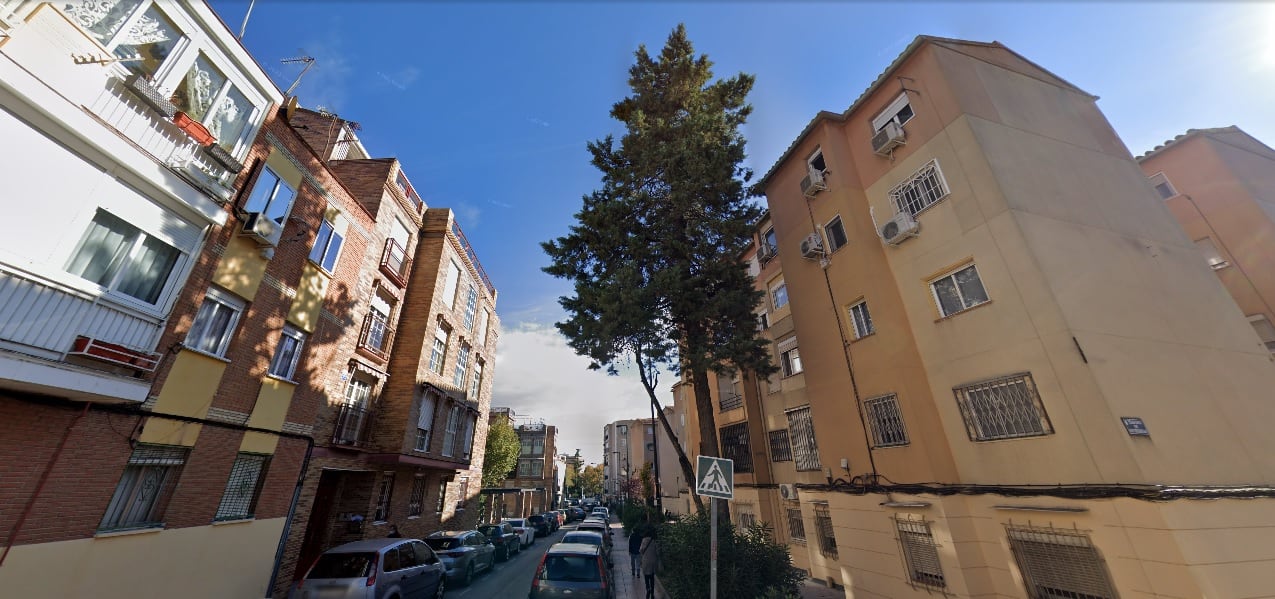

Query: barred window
[847,300,874,339]
[786,407,821,471]
[896,518,945,589]
[1006,526,1118,599]
[215,453,270,521]
[786,508,806,543]
[373,472,395,522]
[954,373,1053,441]
[408,474,426,517]
[99,444,189,531]
[719,422,753,473]
[889,159,949,216]
[865,394,909,447]
[436,479,449,513]
[814,503,837,558]
[768,430,793,462]
[736,504,758,529]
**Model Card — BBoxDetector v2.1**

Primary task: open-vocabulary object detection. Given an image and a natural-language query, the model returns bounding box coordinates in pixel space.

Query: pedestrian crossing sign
[695,455,734,500]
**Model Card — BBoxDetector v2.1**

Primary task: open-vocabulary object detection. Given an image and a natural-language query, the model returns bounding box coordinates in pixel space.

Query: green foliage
[638,461,655,502]
[481,421,520,488]
[620,498,663,535]
[579,464,605,498]
[658,512,803,599]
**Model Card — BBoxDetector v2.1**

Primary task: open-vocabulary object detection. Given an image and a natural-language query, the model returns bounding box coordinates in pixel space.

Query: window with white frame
[896,518,946,589]
[865,394,909,447]
[373,472,395,522]
[441,404,461,457]
[1006,526,1118,599]
[268,324,306,380]
[475,308,490,347]
[308,216,344,274]
[344,376,372,408]
[847,300,874,339]
[953,372,1053,441]
[1194,238,1228,270]
[807,148,827,173]
[429,322,451,375]
[1148,172,1177,200]
[469,359,484,402]
[453,342,471,389]
[185,286,244,357]
[518,458,544,478]
[99,444,188,531]
[930,263,989,317]
[435,479,449,513]
[170,53,253,149]
[757,311,769,331]
[243,166,296,227]
[1247,315,1275,352]
[214,453,269,521]
[415,390,438,452]
[407,474,426,517]
[824,216,847,252]
[777,337,802,377]
[463,284,478,330]
[786,406,821,471]
[890,160,949,217]
[871,92,915,132]
[770,279,789,310]
[66,208,183,305]
[442,260,461,308]
[64,0,181,81]
[761,227,778,258]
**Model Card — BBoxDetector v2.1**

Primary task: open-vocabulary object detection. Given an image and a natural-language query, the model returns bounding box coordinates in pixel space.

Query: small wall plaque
[1121,417,1149,436]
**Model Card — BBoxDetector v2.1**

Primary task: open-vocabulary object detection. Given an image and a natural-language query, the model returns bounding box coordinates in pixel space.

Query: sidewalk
[612,521,668,599]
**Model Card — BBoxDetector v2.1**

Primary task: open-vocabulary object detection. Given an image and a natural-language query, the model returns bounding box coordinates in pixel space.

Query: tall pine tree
[543,24,773,517]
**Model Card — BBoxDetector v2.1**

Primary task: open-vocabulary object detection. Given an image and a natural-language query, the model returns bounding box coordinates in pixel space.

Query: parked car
[477,522,520,561]
[539,512,558,533]
[424,530,496,586]
[576,519,613,554]
[502,517,537,548]
[590,507,610,522]
[568,507,586,522]
[530,543,615,599]
[561,530,612,567]
[527,513,551,537]
[292,537,445,599]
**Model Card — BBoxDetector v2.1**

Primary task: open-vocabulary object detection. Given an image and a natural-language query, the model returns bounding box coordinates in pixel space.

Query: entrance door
[295,470,341,580]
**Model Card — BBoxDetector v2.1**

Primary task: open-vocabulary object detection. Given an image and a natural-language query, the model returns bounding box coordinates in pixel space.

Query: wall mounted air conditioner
[240,212,278,246]
[757,241,775,262]
[880,211,920,246]
[871,121,906,157]
[779,483,798,501]
[799,233,825,259]
[800,169,828,199]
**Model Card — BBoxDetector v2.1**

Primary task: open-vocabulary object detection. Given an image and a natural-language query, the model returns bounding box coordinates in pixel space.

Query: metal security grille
[889,159,949,216]
[408,475,426,517]
[719,423,753,473]
[786,508,806,543]
[215,453,270,521]
[373,472,395,522]
[99,444,189,531]
[953,373,1054,441]
[768,429,793,462]
[1006,525,1119,599]
[813,503,837,558]
[865,394,909,447]
[896,518,945,589]
[786,407,822,471]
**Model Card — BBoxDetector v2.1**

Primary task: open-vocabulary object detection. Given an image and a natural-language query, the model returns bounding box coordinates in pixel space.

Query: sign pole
[710,496,718,599]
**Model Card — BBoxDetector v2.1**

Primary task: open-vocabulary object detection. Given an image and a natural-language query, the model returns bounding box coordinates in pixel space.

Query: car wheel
[463,562,474,586]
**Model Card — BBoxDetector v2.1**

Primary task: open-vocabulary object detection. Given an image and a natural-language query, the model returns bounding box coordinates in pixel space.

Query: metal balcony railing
[357,313,394,362]
[332,404,375,447]
[379,238,410,288]
[719,392,744,412]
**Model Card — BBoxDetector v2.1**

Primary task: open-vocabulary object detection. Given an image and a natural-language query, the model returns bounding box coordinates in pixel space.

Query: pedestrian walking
[639,532,659,599]
[627,526,645,576]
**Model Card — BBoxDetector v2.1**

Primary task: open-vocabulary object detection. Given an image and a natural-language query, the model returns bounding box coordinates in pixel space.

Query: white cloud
[492,321,657,466]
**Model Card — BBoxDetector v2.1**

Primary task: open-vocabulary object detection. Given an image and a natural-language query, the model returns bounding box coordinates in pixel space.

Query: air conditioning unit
[778,484,798,501]
[240,212,278,246]
[757,241,775,262]
[799,233,825,259]
[871,121,906,157]
[880,211,920,246]
[800,169,827,199]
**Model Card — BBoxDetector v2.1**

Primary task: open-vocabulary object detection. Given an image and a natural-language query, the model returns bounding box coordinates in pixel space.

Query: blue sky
[211,1,1275,465]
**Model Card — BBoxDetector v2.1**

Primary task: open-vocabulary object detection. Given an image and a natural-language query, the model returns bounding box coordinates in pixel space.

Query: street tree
[482,420,520,488]
[579,464,605,498]
[543,24,773,518]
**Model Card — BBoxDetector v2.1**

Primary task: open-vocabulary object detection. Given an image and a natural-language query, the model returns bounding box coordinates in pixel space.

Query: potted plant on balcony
[122,73,178,118]
[173,111,216,146]
[201,141,245,175]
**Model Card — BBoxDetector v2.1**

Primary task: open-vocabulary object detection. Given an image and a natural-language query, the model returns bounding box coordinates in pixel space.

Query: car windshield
[307,552,375,579]
[478,526,502,536]
[529,515,545,523]
[506,519,525,527]
[540,555,601,582]
[424,538,461,550]
[563,534,602,546]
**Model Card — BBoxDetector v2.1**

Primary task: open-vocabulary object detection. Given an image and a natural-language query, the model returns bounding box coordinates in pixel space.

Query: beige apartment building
[602,418,656,503]
[1137,126,1275,354]
[670,35,1275,598]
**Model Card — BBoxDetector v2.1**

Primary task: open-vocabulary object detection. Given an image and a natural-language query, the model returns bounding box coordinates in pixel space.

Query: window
[460,415,476,460]
[889,160,949,216]
[362,306,390,355]
[415,391,438,452]
[453,342,471,389]
[344,376,372,408]
[429,322,451,375]
[521,435,546,457]
[475,309,490,347]
[823,216,847,252]
[737,506,758,529]
[872,92,915,132]
[442,260,461,308]
[215,453,269,521]
[896,519,945,589]
[408,475,426,517]
[847,300,874,339]
[770,279,789,310]
[768,429,793,462]
[66,209,182,305]
[170,53,252,149]
[441,404,461,457]
[761,227,778,259]
[1148,172,1177,200]
[865,394,909,447]
[807,148,827,173]
[308,218,344,273]
[930,263,989,317]
[518,459,545,478]
[463,284,478,330]
[1247,315,1275,352]
[268,325,306,380]
[719,422,752,473]
[373,473,395,522]
[1006,526,1118,599]
[786,406,821,471]
[243,166,296,227]
[436,479,449,513]
[786,508,806,543]
[469,359,484,402]
[65,0,181,81]
[99,444,188,531]
[757,311,769,331]
[813,503,837,558]
[778,337,803,378]
[185,287,244,357]
[1194,238,1228,270]
[953,372,1053,441]
[457,477,469,508]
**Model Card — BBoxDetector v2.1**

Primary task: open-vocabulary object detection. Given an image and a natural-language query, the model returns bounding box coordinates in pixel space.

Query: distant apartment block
[602,418,656,502]
[493,414,558,517]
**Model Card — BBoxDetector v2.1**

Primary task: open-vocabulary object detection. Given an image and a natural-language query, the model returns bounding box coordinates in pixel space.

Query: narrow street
[448,526,568,598]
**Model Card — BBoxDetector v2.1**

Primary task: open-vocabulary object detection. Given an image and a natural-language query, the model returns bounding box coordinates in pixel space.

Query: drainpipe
[264,435,315,597]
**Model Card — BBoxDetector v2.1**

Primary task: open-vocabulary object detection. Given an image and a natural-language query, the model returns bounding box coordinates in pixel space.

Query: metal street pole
[710,496,718,599]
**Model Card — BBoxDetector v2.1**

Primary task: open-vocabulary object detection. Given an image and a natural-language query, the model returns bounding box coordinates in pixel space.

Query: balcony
[379,238,411,288]
[332,404,375,448]
[356,313,394,363]
[719,392,744,412]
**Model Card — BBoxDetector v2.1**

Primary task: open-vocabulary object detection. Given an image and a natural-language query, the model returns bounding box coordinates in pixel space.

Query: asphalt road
[445,525,569,599]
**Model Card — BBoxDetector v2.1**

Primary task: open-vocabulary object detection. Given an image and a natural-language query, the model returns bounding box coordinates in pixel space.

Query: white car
[501,517,537,548]
[590,507,610,522]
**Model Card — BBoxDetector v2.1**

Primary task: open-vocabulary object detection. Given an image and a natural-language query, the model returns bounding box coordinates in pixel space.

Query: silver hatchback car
[530,543,615,599]
[291,538,445,599]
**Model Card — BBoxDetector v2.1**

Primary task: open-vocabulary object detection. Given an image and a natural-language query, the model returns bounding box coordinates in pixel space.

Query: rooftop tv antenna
[281,56,316,97]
